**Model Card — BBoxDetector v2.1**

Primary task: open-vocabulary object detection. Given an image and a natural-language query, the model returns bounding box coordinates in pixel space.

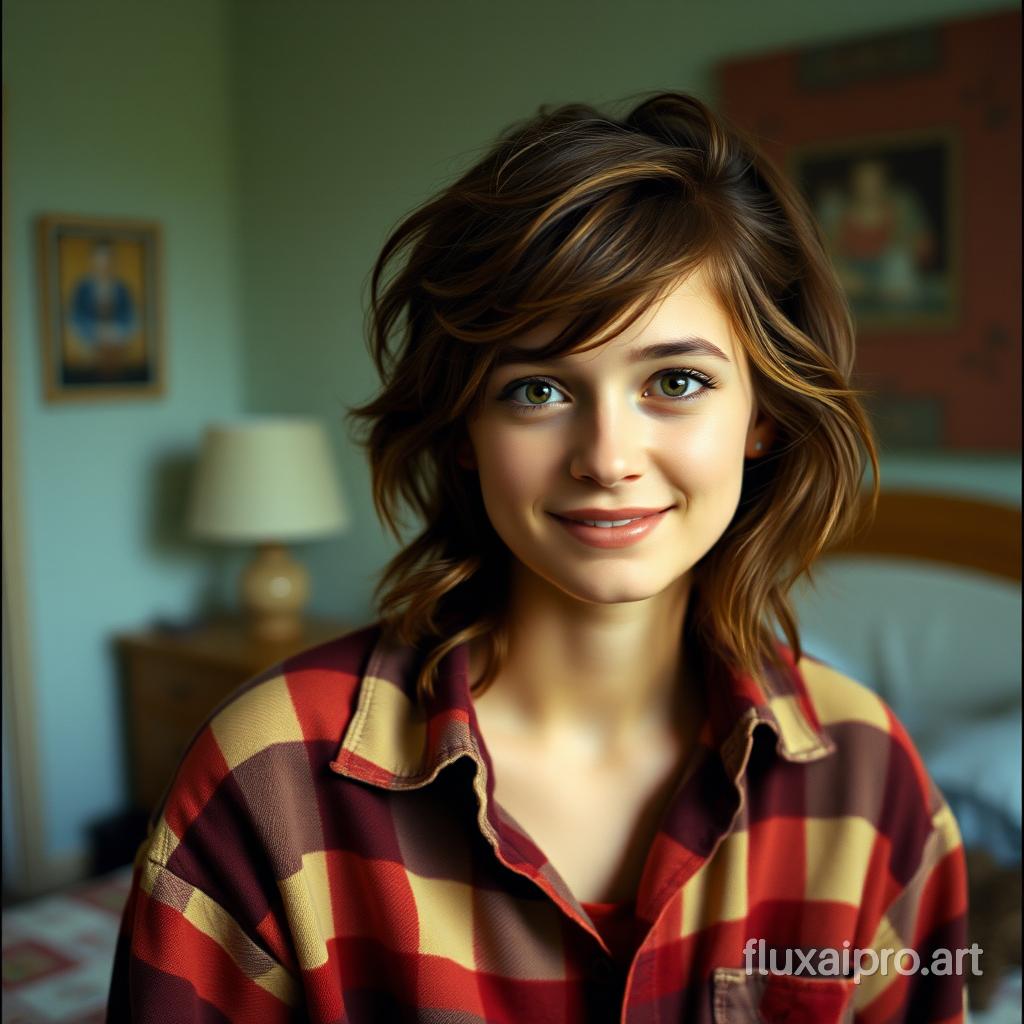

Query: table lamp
[188,417,349,642]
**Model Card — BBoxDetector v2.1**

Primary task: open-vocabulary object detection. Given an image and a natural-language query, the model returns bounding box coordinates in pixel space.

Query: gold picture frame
[37,213,165,403]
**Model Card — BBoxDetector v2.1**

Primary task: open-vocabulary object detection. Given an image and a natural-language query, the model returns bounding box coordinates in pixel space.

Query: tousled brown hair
[346,91,879,702]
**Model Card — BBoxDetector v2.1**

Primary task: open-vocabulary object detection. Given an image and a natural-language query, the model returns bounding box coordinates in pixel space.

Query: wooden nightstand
[115,615,351,813]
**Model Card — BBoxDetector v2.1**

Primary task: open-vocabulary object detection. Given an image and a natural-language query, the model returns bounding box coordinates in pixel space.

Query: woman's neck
[469,566,699,761]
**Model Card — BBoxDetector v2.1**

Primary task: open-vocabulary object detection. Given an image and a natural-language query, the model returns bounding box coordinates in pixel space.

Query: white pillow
[920,710,1022,862]
[790,556,1021,746]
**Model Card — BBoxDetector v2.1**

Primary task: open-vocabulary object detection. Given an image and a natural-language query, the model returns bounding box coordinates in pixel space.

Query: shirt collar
[330,627,834,789]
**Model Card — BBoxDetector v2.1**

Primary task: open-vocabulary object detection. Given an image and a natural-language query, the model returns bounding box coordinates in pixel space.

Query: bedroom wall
[2,0,244,881]
[230,0,1022,630]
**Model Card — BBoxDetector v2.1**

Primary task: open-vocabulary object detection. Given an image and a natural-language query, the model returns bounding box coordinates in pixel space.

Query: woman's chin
[534,566,687,608]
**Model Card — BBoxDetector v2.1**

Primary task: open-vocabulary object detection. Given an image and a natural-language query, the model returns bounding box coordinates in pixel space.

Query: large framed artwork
[718,10,1020,452]
[792,128,959,331]
[37,214,165,403]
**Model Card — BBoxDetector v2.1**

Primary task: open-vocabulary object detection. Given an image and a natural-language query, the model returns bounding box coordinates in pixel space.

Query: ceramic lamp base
[240,542,309,643]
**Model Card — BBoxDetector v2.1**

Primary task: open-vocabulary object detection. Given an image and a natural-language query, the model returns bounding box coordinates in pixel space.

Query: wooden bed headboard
[828,490,1021,583]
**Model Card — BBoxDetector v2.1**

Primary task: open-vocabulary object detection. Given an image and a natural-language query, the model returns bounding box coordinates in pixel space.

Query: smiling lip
[548,506,673,549]
[554,506,671,521]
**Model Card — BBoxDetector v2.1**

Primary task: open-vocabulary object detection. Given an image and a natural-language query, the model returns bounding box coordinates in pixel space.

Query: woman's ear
[745,411,777,459]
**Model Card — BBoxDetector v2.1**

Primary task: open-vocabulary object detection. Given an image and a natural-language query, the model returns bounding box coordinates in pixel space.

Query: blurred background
[2,1,1020,1020]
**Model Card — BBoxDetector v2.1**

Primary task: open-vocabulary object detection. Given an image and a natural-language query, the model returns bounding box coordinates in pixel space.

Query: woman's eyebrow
[494,337,731,366]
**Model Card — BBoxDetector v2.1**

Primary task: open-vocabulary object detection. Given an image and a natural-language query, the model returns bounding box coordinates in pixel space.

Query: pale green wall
[4,0,244,863]
[230,0,1021,627]
[3,0,1019,874]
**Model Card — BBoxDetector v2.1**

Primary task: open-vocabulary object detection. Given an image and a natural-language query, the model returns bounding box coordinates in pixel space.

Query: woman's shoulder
[793,652,895,736]
[791,650,958,830]
[793,650,926,771]
[201,620,385,750]
[143,622,387,862]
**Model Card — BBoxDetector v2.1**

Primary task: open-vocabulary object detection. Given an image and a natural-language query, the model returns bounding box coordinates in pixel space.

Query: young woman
[109,92,968,1023]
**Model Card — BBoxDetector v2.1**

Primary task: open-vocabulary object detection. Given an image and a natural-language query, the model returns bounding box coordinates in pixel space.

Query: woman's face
[462,267,770,607]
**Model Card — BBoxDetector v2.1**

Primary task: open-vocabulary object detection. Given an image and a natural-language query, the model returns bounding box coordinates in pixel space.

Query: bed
[790,489,1022,1023]
[2,867,132,1023]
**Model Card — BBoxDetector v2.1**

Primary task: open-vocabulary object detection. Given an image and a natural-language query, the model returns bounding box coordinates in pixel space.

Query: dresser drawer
[129,712,205,811]
[126,654,242,728]
[116,617,350,814]
[123,653,245,809]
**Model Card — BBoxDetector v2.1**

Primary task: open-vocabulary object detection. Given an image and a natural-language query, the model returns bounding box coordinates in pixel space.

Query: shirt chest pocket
[712,967,857,1024]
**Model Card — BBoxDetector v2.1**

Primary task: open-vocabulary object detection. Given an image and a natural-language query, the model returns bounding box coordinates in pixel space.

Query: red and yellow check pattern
[108,623,968,1022]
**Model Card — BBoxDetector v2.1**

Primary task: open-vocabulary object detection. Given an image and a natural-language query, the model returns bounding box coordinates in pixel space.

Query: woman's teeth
[582,518,640,528]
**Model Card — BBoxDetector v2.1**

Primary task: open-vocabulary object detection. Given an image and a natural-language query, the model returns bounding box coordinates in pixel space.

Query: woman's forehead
[494,272,742,369]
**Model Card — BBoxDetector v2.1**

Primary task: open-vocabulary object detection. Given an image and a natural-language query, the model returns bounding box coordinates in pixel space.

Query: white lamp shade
[188,417,349,542]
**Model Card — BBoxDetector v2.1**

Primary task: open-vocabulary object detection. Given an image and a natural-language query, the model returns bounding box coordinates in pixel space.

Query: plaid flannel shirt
[108,621,968,1023]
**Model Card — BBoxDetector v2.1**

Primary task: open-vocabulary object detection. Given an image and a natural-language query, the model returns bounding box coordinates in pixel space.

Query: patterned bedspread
[2,867,133,1023]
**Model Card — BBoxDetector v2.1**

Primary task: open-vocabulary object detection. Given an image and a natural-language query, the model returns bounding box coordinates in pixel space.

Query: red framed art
[718,9,1020,452]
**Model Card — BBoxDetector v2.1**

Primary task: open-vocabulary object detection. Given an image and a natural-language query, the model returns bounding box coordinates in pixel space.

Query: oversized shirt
[107,622,969,1023]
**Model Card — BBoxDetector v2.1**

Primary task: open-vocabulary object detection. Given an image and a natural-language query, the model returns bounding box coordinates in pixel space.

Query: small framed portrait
[37,214,165,403]
[790,130,958,331]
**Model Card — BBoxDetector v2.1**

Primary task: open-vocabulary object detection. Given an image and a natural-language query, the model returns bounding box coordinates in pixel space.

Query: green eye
[502,379,568,408]
[524,381,555,405]
[652,368,716,400]
[659,372,697,398]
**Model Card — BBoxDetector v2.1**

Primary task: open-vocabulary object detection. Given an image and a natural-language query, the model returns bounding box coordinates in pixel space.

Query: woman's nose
[568,398,647,486]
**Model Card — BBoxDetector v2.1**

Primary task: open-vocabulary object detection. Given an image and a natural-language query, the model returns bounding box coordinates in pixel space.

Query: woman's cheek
[473,428,542,528]
[664,414,740,474]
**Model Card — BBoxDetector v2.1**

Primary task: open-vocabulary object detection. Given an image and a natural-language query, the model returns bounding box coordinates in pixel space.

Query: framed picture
[718,9,1020,452]
[790,129,959,332]
[37,214,164,403]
